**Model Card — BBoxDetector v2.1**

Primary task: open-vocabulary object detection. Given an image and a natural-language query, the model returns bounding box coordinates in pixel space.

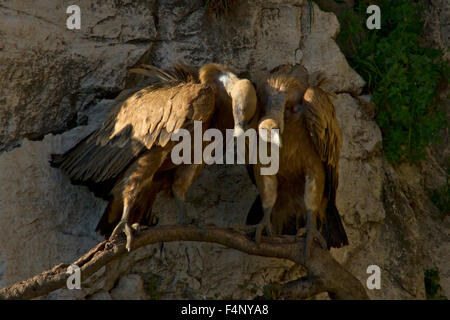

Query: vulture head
[266,75,308,117]
[258,75,308,147]
[199,63,258,138]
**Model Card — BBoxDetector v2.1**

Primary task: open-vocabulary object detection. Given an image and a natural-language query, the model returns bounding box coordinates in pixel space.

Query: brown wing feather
[51,78,214,184]
[303,86,342,167]
[303,86,348,248]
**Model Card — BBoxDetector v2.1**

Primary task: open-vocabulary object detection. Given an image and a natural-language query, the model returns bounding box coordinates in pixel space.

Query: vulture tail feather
[322,165,349,248]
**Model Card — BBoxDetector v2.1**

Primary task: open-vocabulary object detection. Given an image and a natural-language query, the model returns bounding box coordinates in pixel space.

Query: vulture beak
[258,121,282,148]
[232,102,246,138]
[233,123,245,138]
[232,100,254,138]
[270,130,282,148]
[230,78,258,139]
[255,91,286,148]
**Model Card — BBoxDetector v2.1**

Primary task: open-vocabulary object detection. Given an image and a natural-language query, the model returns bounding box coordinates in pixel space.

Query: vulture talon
[303,210,328,262]
[296,227,306,237]
[110,219,135,252]
[131,223,141,233]
[255,222,273,245]
[297,227,326,248]
[314,228,327,249]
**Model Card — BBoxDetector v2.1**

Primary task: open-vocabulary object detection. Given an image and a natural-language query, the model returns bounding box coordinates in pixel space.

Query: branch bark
[0,225,369,300]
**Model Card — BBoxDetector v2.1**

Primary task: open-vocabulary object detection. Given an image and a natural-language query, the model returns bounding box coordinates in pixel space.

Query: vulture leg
[172,163,206,225]
[109,148,169,252]
[303,210,327,260]
[303,173,327,261]
[110,201,136,251]
[255,174,277,244]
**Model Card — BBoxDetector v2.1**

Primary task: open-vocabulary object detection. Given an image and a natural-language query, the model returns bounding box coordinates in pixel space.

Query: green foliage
[144,274,162,300]
[424,269,448,300]
[237,277,282,299]
[307,1,315,30]
[337,0,448,163]
[262,282,283,300]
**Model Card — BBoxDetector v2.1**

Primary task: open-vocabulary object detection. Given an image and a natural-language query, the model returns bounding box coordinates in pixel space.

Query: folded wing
[303,86,348,248]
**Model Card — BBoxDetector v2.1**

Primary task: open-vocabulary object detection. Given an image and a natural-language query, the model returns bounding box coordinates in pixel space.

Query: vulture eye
[293,103,303,113]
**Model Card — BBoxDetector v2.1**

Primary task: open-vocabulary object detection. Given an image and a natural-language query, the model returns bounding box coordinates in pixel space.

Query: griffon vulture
[51,63,257,251]
[252,75,348,260]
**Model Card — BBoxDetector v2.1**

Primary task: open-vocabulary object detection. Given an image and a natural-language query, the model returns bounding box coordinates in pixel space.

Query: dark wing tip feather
[172,63,199,83]
[324,202,349,248]
[129,63,199,84]
[49,126,144,186]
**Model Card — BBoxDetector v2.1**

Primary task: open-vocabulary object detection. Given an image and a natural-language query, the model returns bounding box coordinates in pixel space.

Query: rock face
[423,0,450,61]
[0,0,155,152]
[0,0,447,300]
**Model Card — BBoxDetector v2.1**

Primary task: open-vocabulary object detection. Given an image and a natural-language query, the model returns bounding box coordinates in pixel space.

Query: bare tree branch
[0,225,369,300]
[279,276,325,300]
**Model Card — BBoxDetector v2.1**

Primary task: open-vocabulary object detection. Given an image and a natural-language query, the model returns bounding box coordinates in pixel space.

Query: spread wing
[303,86,348,248]
[51,70,215,184]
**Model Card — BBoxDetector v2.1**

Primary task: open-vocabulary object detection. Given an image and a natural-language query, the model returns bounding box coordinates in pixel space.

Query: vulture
[51,63,257,251]
[252,75,348,260]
